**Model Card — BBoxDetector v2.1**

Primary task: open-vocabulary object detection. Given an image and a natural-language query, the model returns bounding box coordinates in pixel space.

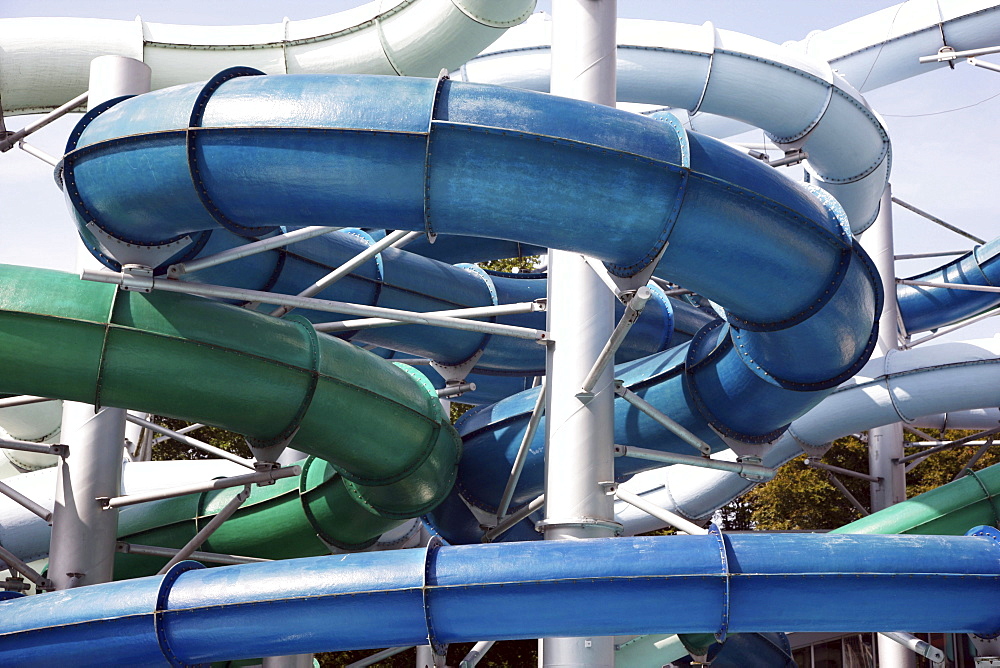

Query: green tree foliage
[151,417,252,461]
[478,256,541,274]
[725,430,999,531]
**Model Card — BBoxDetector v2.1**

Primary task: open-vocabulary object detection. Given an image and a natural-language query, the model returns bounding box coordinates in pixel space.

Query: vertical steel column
[861,185,914,668]
[48,56,151,591]
[861,185,907,513]
[542,2,617,667]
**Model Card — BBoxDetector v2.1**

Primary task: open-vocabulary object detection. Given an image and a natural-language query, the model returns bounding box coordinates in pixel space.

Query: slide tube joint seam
[187,67,275,238]
[155,560,207,667]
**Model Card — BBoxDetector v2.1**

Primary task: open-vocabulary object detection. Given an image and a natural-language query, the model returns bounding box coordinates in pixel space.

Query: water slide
[0,1,999,663]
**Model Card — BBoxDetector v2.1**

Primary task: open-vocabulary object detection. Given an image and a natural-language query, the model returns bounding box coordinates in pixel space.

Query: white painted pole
[48,56,151,591]
[861,185,907,513]
[861,185,914,668]
[543,1,617,667]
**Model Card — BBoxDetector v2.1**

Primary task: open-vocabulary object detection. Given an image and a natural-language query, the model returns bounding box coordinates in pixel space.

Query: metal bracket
[86,222,194,269]
[582,251,669,298]
[246,427,300,468]
[706,422,775,459]
[430,348,484,384]
[535,517,623,535]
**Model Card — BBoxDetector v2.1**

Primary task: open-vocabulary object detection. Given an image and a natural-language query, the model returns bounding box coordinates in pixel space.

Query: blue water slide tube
[898,237,1000,334]
[0,530,996,665]
[62,70,881,540]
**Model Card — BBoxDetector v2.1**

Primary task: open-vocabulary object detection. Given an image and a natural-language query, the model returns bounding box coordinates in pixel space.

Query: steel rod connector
[898,278,1000,294]
[919,44,1000,63]
[879,632,946,663]
[615,486,707,535]
[100,465,300,509]
[0,437,67,458]
[116,542,271,566]
[614,382,712,455]
[803,457,881,483]
[890,197,986,244]
[0,395,55,409]
[156,485,252,574]
[579,287,651,396]
[168,226,342,277]
[615,444,775,480]
[315,301,543,333]
[895,425,1000,464]
[0,545,53,591]
[0,91,88,152]
[82,269,548,341]
[0,480,53,523]
[483,494,545,543]
[495,385,547,522]
[125,414,255,469]
[437,382,476,398]
[271,229,419,318]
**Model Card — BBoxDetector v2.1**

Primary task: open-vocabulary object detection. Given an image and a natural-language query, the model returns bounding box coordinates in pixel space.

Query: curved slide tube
[617,337,1000,532]
[898,237,1000,334]
[0,530,997,665]
[59,71,880,542]
[790,0,1000,92]
[460,16,891,231]
[0,0,535,115]
[0,264,460,544]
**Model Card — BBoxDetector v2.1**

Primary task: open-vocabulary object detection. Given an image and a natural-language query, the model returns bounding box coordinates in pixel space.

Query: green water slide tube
[0,265,461,555]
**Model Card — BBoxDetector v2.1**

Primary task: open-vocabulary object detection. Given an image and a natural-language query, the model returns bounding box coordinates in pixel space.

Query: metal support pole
[544,1,617,665]
[17,141,60,166]
[0,545,53,591]
[614,486,707,535]
[157,486,251,575]
[168,226,342,277]
[496,385,546,522]
[0,395,53,409]
[898,279,1000,294]
[482,494,545,543]
[968,56,1000,73]
[125,414,255,469]
[416,645,446,668]
[316,301,544,333]
[82,269,547,342]
[49,402,128,589]
[953,438,994,481]
[879,633,945,664]
[0,437,67,457]
[891,196,985,244]
[803,458,881,483]
[897,426,1000,464]
[0,91,88,152]
[904,306,1000,348]
[460,641,496,668]
[48,55,151,592]
[116,542,271,566]
[261,654,316,668]
[345,646,413,668]
[616,445,775,480]
[614,383,712,455]
[861,185,907,514]
[824,472,870,517]
[271,229,419,317]
[579,287,651,396]
[102,466,300,509]
[0,480,53,522]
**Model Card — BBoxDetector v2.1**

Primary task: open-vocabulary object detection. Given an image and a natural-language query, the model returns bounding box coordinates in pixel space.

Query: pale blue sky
[1,1,998,342]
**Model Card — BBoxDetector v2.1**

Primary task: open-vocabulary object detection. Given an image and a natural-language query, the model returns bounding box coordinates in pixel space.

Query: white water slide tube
[617,337,1000,533]
[459,0,1000,231]
[0,0,534,115]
